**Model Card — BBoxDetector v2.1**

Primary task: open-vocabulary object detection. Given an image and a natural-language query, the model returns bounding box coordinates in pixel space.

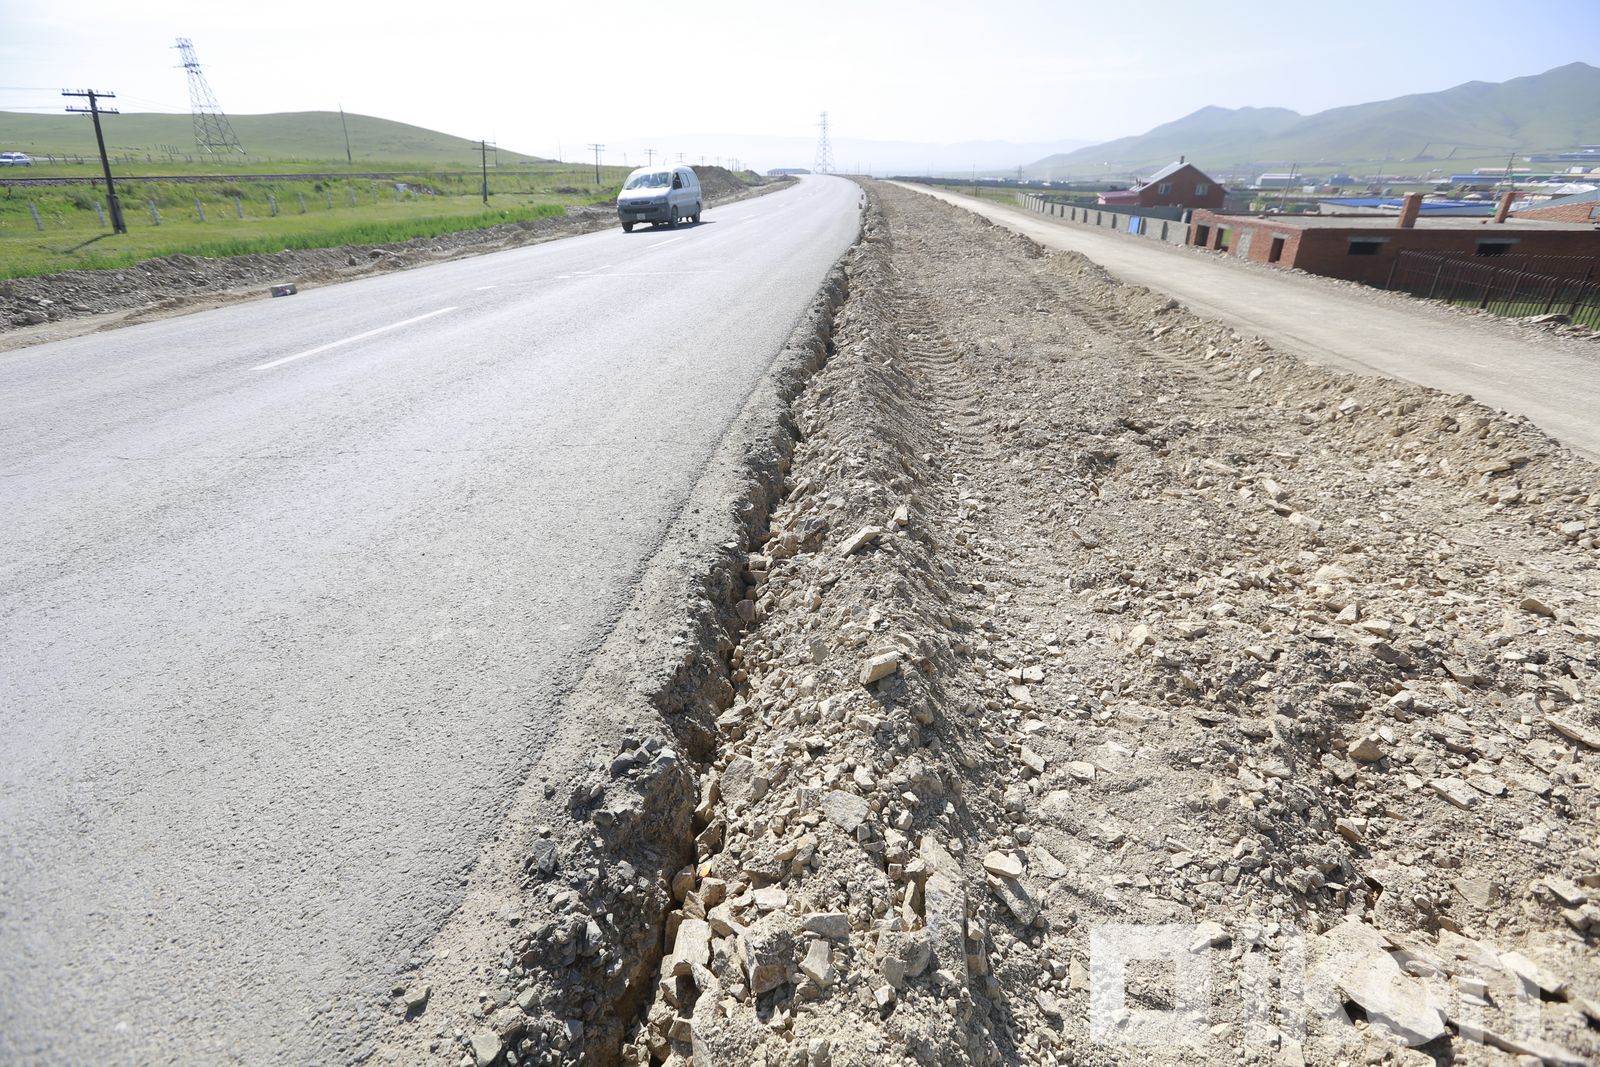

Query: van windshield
[624,172,671,190]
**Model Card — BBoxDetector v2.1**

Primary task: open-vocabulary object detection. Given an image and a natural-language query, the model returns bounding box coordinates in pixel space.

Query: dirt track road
[894,183,1600,462]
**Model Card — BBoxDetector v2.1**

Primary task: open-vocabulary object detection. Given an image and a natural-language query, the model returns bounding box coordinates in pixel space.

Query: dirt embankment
[0,168,790,347]
[648,182,1600,1067]
[391,179,1598,1067]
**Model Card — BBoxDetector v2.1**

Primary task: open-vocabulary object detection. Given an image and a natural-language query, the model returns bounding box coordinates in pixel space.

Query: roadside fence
[1017,193,1191,246]
[1383,251,1600,328]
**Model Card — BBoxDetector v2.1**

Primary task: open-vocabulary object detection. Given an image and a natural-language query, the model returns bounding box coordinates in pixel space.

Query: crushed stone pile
[622,184,1599,1067]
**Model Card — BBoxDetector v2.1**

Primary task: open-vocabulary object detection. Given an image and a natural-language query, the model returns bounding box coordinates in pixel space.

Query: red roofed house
[1098,159,1226,210]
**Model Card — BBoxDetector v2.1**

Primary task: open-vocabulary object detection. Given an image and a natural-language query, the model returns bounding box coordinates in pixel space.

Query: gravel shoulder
[491,180,1595,1067]
[893,183,1600,463]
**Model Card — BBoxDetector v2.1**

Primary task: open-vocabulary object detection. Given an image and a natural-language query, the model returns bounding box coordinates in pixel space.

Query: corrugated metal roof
[1319,197,1493,213]
[1528,186,1600,208]
[1143,160,1197,185]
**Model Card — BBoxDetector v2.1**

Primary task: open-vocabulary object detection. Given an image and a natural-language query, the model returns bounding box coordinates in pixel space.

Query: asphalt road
[898,183,1600,462]
[0,176,860,1065]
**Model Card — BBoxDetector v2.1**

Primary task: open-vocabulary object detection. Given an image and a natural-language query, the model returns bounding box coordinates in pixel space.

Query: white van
[616,165,702,232]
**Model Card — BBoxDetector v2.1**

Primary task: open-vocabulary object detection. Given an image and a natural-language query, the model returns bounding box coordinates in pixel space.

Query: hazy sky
[3,0,1595,161]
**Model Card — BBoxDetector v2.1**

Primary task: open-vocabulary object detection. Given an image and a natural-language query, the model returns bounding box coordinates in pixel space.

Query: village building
[1189,192,1600,285]
[1097,159,1225,211]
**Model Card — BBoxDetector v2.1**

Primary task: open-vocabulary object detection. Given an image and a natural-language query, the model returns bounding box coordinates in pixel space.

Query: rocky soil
[0,168,788,346]
[396,180,1599,1067]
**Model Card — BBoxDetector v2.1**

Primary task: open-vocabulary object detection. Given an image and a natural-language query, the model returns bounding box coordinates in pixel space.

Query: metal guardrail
[1383,250,1600,328]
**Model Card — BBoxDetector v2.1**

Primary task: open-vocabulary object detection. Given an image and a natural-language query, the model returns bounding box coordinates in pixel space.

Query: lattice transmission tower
[175,38,245,155]
[814,111,835,175]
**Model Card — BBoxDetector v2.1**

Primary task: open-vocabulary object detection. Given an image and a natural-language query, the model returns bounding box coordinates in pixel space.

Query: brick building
[1514,187,1600,224]
[1097,160,1225,211]
[1188,193,1600,285]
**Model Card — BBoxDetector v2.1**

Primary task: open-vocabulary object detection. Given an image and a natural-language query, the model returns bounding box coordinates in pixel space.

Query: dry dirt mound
[615,182,1597,1066]
[693,166,758,202]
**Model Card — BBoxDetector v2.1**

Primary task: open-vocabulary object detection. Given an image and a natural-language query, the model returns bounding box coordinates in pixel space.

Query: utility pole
[339,103,352,164]
[645,147,656,166]
[481,139,492,205]
[63,89,126,234]
[587,143,604,186]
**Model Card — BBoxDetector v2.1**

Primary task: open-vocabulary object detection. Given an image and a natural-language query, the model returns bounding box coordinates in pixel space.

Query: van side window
[673,173,683,189]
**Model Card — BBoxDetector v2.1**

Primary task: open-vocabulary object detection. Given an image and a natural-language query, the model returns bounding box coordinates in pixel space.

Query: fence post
[268,194,278,217]
[28,202,44,231]
[1507,268,1532,316]
[323,190,333,208]
[297,192,307,213]
[148,199,160,225]
[1568,280,1589,320]
[195,197,205,222]
[235,196,245,219]
[95,201,107,228]
[1426,258,1445,300]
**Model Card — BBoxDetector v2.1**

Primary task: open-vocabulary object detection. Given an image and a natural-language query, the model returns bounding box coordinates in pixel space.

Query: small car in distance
[0,152,34,166]
[616,165,702,232]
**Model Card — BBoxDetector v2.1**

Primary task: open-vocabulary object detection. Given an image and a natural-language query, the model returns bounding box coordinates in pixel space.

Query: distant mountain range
[1026,62,1600,179]
[0,110,550,166]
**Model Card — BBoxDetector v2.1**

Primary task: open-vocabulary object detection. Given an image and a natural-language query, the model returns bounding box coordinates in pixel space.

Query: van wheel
[691,208,702,223]
[622,222,634,233]
[667,213,678,229]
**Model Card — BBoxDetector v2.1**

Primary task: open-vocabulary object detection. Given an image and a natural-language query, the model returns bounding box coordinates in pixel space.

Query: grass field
[0,165,632,278]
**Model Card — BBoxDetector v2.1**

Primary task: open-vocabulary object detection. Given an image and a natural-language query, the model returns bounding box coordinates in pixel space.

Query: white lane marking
[591,271,724,277]
[474,285,498,291]
[635,234,692,254]
[552,270,724,279]
[251,307,459,371]
[573,263,614,275]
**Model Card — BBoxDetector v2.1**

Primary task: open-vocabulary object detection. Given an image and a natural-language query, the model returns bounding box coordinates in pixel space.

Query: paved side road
[896,183,1600,462]
[0,176,860,1064]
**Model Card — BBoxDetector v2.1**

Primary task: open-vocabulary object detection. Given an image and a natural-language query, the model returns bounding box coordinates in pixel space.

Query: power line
[174,37,244,155]
[62,89,126,234]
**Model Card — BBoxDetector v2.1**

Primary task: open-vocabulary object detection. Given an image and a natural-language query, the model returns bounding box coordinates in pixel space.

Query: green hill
[0,110,550,167]
[1046,105,1301,177]
[1027,62,1600,179]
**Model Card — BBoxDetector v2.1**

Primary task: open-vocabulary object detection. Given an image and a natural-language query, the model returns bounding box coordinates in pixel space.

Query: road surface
[896,183,1600,461]
[0,177,859,1064]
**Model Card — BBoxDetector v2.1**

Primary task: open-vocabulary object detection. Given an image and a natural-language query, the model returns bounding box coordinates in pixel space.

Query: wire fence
[1384,251,1600,327]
